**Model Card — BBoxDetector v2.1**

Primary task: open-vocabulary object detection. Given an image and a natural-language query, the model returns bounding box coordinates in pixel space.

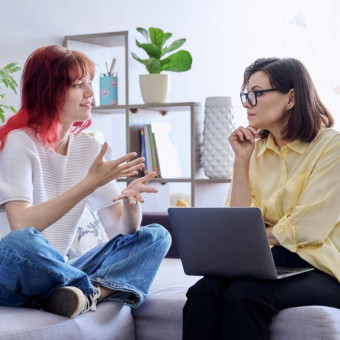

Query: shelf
[64,31,129,48]
[118,178,192,183]
[195,178,231,183]
[64,30,228,209]
[118,177,231,183]
[128,102,201,112]
[92,105,126,114]
[91,102,202,115]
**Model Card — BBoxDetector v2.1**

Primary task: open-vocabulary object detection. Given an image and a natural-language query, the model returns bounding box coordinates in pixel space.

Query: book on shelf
[147,124,160,175]
[141,126,153,175]
[140,127,148,174]
[140,122,182,178]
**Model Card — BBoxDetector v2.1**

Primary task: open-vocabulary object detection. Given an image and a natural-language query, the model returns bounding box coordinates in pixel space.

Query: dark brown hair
[242,57,334,142]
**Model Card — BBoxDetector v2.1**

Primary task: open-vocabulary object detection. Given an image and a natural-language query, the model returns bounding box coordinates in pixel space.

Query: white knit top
[0,129,120,256]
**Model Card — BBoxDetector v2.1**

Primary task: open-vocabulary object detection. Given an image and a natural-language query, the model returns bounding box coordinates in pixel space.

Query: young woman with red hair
[0,45,171,318]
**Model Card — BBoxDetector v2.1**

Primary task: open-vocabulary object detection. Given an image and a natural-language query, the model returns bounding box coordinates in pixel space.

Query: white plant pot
[139,74,170,103]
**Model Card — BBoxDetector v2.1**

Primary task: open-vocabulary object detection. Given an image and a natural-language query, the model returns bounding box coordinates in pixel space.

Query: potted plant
[131,27,192,103]
[0,62,21,123]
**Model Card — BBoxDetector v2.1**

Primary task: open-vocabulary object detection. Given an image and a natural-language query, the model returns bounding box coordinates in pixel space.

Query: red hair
[0,45,95,150]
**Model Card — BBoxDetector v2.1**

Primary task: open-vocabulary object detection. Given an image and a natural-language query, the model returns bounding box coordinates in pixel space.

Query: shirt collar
[256,134,308,157]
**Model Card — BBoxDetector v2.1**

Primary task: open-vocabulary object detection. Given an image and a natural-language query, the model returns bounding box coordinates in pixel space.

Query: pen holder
[100,75,118,105]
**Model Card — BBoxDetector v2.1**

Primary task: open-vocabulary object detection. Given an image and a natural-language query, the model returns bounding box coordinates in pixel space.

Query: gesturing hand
[88,143,145,188]
[113,172,158,205]
[229,126,259,160]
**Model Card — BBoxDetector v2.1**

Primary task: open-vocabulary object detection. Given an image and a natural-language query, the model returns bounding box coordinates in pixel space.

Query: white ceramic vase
[139,74,170,104]
[201,96,235,179]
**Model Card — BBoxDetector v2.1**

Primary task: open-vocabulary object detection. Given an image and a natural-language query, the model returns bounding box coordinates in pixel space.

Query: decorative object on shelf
[0,62,21,123]
[132,27,192,104]
[170,192,191,207]
[99,58,118,105]
[139,74,169,104]
[201,96,235,179]
[100,74,118,105]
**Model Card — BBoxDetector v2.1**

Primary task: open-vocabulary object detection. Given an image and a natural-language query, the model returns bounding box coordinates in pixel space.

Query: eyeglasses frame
[240,88,278,106]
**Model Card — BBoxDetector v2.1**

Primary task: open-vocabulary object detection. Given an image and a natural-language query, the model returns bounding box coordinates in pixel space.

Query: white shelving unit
[64,31,231,209]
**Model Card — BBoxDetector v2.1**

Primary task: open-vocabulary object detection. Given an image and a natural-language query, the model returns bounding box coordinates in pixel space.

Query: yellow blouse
[226,128,340,282]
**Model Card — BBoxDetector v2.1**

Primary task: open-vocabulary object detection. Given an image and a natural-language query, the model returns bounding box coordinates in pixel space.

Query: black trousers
[182,246,340,340]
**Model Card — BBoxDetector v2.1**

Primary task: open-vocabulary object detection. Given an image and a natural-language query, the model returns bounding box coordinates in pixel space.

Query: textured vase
[201,96,235,179]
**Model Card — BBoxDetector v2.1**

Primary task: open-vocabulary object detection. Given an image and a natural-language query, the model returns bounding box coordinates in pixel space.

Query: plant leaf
[0,62,21,93]
[160,50,192,72]
[0,107,5,123]
[162,38,186,56]
[0,62,21,120]
[144,59,161,73]
[136,40,162,59]
[3,62,20,71]
[162,33,172,46]
[9,106,17,113]
[131,53,161,73]
[136,27,150,42]
[149,27,165,48]
[131,52,144,64]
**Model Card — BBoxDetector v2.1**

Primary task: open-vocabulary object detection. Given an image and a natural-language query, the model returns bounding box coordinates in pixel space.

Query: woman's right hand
[229,126,259,160]
[87,142,144,188]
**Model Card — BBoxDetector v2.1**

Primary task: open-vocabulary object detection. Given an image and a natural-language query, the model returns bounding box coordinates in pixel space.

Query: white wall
[1,0,339,209]
[2,0,339,127]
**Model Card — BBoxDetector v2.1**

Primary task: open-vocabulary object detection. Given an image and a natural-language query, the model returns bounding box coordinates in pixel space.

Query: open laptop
[168,207,314,280]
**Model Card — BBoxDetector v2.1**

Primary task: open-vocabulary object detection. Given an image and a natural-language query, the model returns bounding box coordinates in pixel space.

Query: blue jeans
[0,224,171,309]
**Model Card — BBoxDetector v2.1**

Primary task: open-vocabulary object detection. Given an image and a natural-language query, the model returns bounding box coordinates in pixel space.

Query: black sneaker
[44,285,101,318]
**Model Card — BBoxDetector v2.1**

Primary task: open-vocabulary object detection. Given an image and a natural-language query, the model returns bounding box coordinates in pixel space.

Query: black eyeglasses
[240,89,277,106]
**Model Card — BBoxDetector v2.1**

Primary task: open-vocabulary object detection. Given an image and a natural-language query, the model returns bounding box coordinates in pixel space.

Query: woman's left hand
[113,172,158,205]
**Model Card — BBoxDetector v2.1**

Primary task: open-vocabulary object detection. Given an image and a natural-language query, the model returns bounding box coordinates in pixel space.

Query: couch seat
[0,300,134,340]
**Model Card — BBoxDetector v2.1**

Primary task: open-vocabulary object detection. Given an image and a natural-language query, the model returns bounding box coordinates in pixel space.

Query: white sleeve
[85,135,121,212]
[87,181,121,212]
[0,130,35,208]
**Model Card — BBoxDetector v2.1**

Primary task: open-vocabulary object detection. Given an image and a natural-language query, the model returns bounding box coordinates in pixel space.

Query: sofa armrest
[142,212,180,259]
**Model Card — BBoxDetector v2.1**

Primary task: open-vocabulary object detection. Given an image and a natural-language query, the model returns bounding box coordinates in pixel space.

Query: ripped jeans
[0,224,171,308]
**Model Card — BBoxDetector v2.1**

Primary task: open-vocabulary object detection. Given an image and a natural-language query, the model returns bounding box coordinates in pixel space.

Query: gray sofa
[1,212,339,340]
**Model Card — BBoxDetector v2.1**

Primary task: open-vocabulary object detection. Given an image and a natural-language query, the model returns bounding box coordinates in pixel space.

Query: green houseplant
[0,62,21,123]
[132,27,192,74]
[131,27,192,103]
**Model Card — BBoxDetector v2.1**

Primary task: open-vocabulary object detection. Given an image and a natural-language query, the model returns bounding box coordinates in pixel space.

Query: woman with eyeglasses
[183,57,340,340]
[0,45,171,318]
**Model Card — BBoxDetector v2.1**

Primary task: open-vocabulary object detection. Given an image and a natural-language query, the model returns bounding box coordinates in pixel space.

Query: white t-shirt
[0,129,120,256]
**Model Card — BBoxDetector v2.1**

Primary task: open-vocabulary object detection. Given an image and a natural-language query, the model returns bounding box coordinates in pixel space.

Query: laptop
[168,207,314,280]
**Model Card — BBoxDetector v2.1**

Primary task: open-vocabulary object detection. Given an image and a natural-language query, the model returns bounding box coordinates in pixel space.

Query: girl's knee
[143,223,171,243]
[1,227,41,249]
[142,224,172,253]
[1,227,62,260]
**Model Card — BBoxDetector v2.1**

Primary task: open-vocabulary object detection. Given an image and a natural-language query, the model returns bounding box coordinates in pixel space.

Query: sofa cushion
[0,301,134,340]
[270,305,340,340]
[133,258,340,340]
[132,258,201,340]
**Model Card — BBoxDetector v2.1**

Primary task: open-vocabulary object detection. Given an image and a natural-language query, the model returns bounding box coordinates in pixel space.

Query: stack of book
[140,122,182,178]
